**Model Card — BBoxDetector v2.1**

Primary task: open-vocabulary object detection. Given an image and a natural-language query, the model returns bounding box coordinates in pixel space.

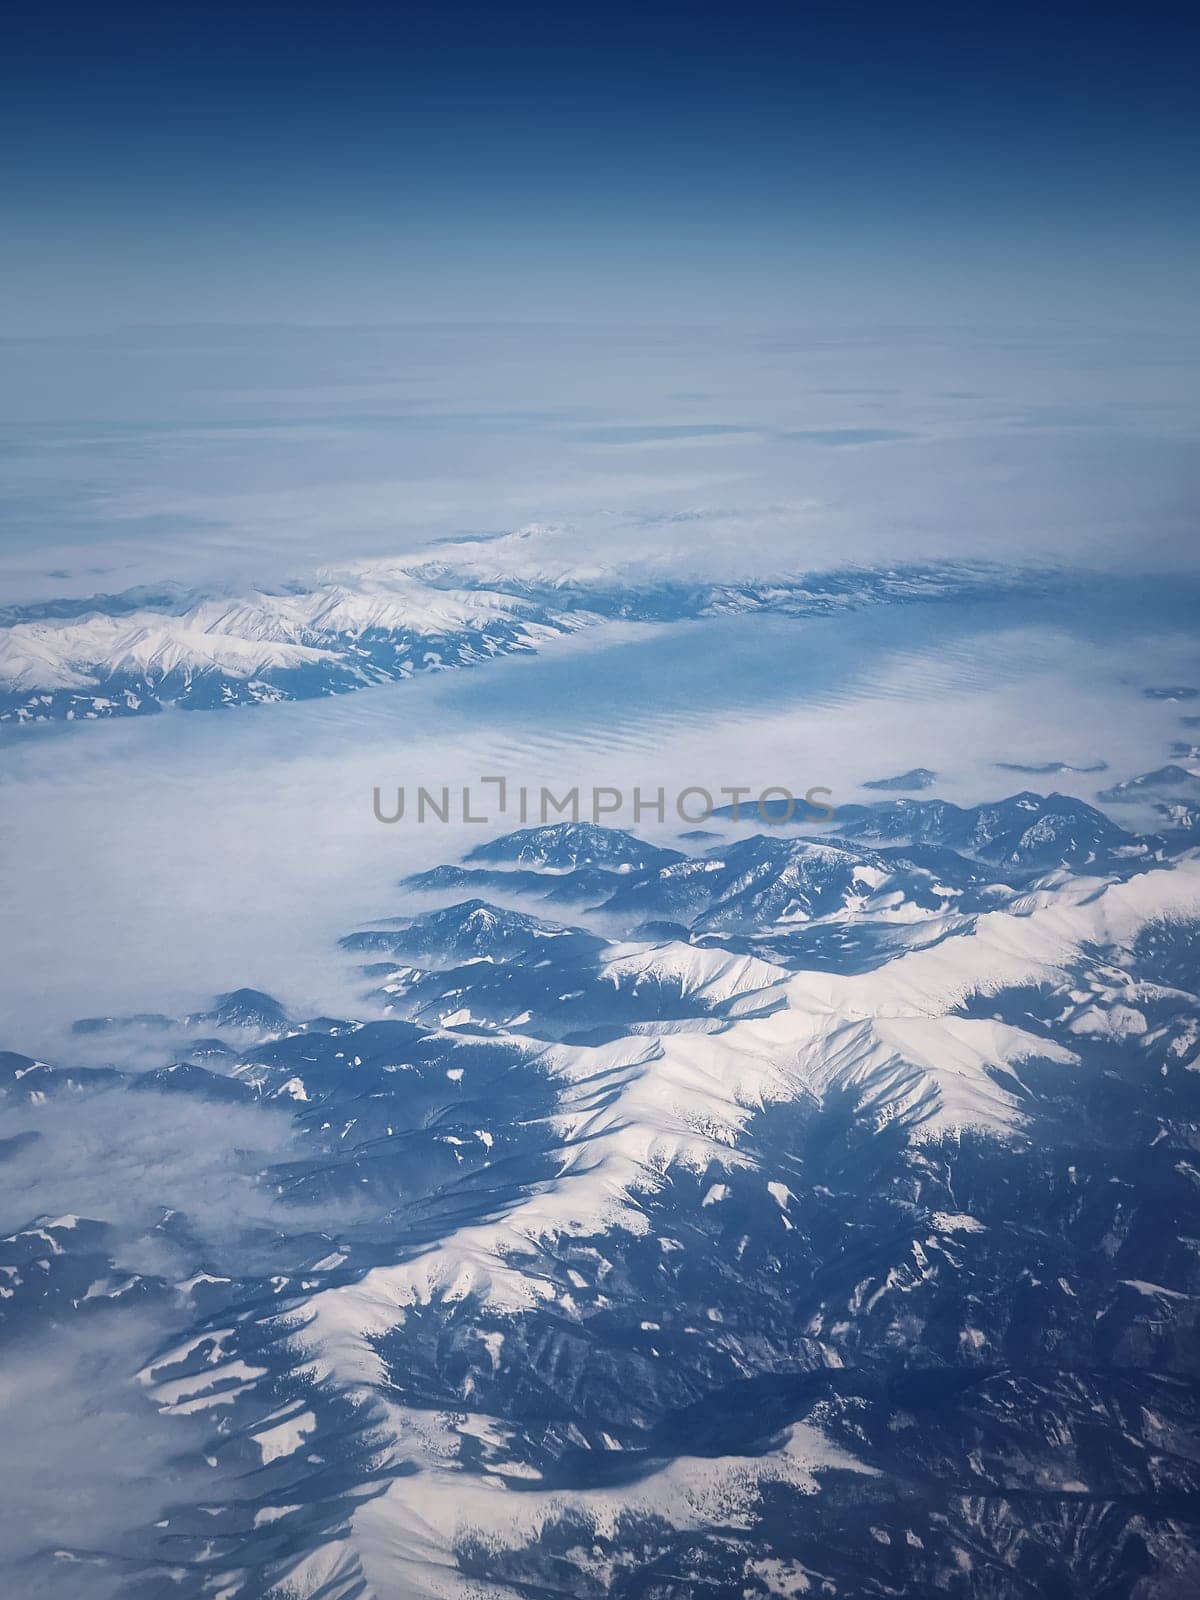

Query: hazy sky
[4,0,1199,330]
[3,321,1199,601]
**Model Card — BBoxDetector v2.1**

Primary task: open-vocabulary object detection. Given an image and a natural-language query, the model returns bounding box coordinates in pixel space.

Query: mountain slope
[6,808,1200,1598]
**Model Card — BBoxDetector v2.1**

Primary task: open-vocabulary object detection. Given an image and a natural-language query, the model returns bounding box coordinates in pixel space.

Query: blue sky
[4,0,1198,329]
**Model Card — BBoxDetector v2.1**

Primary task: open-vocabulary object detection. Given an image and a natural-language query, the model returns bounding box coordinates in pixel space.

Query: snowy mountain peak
[468,821,685,872]
[832,790,1143,870]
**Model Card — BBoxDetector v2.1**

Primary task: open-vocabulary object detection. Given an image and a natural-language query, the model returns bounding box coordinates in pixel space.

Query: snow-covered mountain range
[4,791,1200,1597]
[0,552,1040,725]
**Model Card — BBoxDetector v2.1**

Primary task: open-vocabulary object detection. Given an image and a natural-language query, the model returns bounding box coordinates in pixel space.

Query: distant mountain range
[0,557,1044,725]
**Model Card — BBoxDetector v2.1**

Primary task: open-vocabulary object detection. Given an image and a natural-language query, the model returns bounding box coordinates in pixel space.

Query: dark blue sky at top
[3,0,1199,328]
